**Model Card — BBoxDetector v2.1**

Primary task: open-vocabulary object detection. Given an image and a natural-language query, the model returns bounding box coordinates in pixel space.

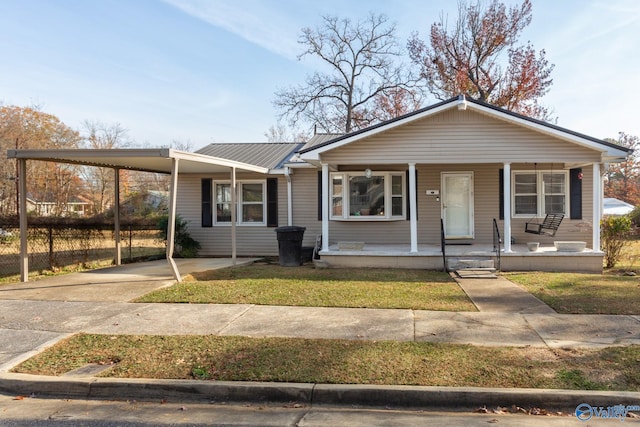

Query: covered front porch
[318,242,604,273]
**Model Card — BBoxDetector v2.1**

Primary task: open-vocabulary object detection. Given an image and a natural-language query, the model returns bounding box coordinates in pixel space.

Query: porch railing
[440,218,447,272]
[492,218,501,271]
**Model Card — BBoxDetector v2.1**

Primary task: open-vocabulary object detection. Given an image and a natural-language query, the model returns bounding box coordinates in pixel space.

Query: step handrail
[492,218,501,271]
[440,218,447,272]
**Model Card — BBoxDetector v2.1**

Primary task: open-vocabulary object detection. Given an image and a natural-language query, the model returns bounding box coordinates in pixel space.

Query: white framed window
[330,171,405,220]
[512,171,568,217]
[214,180,266,225]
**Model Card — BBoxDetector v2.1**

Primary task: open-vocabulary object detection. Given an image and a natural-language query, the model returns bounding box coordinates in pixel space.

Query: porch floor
[318,243,603,272]
[321,243,597,257]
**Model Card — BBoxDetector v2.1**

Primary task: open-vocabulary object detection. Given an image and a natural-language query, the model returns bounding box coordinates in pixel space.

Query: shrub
[158,215,201,258]
[629,206,640,228]
[601,215,632,268]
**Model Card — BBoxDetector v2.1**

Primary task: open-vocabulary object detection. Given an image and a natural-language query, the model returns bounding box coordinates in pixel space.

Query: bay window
[330,172,405,220]
[513,171,567,217]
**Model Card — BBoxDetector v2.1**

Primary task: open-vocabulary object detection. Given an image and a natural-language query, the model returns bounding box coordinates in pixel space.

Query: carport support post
[18,158,28,282]
[114,167,121,266]
[166,158,181,281]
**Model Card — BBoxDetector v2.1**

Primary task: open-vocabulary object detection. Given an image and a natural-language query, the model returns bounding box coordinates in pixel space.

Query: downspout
[285,166,292,226]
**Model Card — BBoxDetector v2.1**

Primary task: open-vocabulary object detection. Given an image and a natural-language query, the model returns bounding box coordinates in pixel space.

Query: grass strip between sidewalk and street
[12,334,640,392]
[134,264,476,311]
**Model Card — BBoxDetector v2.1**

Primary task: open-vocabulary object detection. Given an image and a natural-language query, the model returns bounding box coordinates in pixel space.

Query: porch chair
[524,214,564,237]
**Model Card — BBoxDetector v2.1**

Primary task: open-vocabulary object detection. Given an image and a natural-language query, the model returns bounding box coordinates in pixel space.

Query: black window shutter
[266,178,278,227]
[201,179,212,227]
[317,171,323,221]
[570,168,582,219]
[406,169,418,220]
[498,169,504,220]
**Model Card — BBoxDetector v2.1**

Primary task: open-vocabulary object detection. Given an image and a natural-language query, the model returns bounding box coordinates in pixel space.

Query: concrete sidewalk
[1,259,639,410]
[455,275,557,314]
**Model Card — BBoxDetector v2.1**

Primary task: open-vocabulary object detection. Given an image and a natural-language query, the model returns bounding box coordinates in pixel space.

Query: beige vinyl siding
[302,164,594,248]
[321,109,601,165]
[508,165,594,247]
[289,168,322,247]
[177,173,287,257]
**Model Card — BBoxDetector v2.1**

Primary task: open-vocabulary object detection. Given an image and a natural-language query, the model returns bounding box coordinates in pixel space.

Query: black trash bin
[274,226,306,266]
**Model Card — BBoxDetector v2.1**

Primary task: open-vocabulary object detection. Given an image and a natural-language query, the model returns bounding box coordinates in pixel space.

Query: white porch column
[231,167,237,264]
[18,158,28,282]
[321,163,329,252]
[166,158,181,281]
[503,162,512,253]
[113,167,121,266]
[592,162,602,252]
[408,163,418,252]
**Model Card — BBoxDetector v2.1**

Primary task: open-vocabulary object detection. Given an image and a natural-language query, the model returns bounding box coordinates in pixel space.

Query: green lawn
[13,333,640,391]
[505,272,640,314]
[135,263,476,311]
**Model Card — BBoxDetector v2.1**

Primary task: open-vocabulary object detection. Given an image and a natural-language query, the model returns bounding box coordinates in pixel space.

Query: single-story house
[603,198,635,216]
[7,95,632,281]
[26,194,92,217]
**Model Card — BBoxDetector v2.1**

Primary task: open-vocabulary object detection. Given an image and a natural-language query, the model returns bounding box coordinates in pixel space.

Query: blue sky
[1,0,639,149]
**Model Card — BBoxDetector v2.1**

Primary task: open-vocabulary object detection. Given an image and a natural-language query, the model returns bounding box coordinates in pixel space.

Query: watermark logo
[575,403,640,422]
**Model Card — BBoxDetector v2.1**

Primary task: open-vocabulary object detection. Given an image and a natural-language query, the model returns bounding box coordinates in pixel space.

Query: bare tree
[81,120,130,214]
[407,0,554,120]
[274,13,421,134]
[264,123,310,142]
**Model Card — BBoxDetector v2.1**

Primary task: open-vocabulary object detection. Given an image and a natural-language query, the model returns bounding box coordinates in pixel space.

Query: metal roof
[6,148,270,174]
[298,133,344,151]
[196,143,304,170]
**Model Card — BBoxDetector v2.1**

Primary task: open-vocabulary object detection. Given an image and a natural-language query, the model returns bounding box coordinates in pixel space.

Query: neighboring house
[118,190,169,217]
[7,96,633,278]
[26,194,92,217]
[603,198,635,216]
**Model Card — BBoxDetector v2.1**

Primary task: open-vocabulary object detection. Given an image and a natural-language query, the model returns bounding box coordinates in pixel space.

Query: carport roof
[6,148,270,174]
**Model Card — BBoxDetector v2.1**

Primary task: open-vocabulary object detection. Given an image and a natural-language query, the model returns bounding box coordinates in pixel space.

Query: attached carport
[6,148,268,282]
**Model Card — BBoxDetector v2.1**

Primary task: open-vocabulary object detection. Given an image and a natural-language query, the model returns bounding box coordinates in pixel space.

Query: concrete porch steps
[449,258,497,279]
[455,268,497,279]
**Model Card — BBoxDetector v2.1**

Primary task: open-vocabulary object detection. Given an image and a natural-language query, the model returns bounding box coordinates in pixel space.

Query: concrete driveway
[0,258,255,302]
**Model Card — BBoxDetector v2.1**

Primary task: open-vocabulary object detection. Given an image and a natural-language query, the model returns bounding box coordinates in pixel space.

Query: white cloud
[162,0,300,60]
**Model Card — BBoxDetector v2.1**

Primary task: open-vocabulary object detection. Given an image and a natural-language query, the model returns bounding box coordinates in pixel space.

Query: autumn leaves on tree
[274,0,555,134]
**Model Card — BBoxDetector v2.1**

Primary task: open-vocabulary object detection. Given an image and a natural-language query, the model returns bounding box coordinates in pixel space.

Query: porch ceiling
[6,148,270,174]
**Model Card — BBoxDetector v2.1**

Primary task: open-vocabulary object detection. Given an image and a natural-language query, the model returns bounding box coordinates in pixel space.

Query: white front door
[442,172,474,239]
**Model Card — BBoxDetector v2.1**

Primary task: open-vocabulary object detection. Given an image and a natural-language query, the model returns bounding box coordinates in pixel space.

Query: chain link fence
[0,217,165,277]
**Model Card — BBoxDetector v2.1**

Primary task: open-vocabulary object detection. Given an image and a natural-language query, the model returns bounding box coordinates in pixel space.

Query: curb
[1,373,639,411]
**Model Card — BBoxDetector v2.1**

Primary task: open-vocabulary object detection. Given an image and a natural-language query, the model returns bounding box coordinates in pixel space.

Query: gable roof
[298,95,631,162]
[197,142,304,170]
